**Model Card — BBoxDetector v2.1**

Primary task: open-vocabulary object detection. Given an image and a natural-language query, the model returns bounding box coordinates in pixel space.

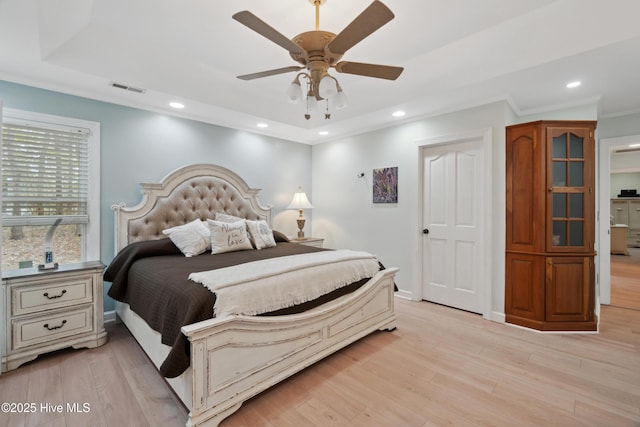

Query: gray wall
[598,111,640,139]
[312,101,512,317]
[311,100,600,319]
[4,77,640,317]
[611,173,640,196]
[0,80,313,311]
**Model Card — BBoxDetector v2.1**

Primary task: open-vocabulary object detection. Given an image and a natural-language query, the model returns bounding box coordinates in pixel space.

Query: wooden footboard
[181,267,398,427]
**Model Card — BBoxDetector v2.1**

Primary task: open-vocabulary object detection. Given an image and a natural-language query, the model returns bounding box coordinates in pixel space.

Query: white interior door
[422,139,485,313]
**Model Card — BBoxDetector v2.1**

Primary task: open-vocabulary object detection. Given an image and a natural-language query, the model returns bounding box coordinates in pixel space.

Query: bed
[106,164,398,427]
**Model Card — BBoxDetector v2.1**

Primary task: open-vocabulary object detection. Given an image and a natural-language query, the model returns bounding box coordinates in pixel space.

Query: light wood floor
[1,298,639,427]
[611,247,640,311]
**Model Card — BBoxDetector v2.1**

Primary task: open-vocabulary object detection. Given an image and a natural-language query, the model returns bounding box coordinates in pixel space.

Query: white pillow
[206,219,253,254]
[246,219,276,250]
[215,212,244,223]
[162,219,210,257]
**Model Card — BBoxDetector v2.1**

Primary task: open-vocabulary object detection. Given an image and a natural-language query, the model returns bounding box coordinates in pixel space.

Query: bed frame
[111,164,398,427]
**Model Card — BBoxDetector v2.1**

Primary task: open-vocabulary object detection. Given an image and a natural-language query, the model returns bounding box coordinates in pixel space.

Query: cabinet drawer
[11,306,94,351]
[11,277,93,316]
[629,201,640,229]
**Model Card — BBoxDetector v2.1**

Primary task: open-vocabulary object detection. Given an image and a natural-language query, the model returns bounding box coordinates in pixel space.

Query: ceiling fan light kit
[233,0,403,120]
[318,75,338,98]
[286,78,303,104]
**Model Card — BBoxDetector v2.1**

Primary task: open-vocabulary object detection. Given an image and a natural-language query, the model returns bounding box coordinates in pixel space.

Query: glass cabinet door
[547,127,593,252]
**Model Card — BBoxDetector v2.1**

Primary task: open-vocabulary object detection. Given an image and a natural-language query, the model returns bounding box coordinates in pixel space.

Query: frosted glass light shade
[318,75,338,98]
[333,90,348,110]
[286,80,303,104]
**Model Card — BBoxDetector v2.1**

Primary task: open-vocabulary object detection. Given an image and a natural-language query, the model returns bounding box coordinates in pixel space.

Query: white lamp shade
[286,80,303,104]
[286,188,314,210]
[318,75,338,99]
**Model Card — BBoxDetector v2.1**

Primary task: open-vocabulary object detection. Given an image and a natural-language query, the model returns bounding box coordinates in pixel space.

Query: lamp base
[296,217,306,239]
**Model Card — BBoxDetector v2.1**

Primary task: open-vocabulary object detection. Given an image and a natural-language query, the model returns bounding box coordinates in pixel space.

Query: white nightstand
[2,261,107,372]
[290,237,324,248]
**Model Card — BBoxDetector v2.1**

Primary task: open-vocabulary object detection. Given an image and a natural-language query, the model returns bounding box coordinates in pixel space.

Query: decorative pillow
[246,220,277,250]
[272,230,290,243]
[206,219,253,254]
[162,219,210,257]
[215,212,244,223]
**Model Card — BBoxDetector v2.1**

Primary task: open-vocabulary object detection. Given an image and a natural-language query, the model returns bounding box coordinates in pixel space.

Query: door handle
[422,228,429,234]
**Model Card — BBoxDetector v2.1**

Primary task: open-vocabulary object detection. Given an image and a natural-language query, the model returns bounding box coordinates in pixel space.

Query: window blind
[2,120,90,226]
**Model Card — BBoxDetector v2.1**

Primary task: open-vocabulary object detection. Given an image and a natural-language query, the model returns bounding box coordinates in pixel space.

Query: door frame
[415,128,493,320]
[598,134,640,305]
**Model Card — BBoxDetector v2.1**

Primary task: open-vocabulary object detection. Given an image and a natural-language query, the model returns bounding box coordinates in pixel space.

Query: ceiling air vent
[110,81,146,94]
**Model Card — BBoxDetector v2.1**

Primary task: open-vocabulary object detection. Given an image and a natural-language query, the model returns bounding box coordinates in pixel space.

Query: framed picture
[373,167,398,203]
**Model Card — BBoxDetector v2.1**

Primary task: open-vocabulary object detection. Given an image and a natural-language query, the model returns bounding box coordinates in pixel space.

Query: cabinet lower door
[545,257,592,322]
[505,253,544,326]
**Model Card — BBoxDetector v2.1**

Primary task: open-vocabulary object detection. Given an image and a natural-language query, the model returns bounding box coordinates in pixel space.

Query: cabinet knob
[548,261,553,265]
[548,187,554,193]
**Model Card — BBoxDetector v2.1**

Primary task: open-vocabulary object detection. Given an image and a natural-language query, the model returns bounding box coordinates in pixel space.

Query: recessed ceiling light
[566,81,581,89]
[256,123,268,128]
[392,110,406,117]
[169,102,185,109]
[318,131,329,136]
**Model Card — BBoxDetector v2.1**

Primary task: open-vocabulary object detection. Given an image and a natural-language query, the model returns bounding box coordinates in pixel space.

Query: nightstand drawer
[11,277,93,316]
[11,306,94,351]
[290,237,324,248]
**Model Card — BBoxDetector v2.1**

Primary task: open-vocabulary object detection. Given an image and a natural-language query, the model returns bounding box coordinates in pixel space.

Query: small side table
[290,237,324,248]
[2,261,107,372]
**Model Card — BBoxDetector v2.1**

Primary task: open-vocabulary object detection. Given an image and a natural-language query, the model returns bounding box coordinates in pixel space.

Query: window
[1,109,100,270]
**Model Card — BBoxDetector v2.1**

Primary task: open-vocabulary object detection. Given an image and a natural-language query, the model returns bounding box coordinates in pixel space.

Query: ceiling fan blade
[335,61,403,80]
[237,66,304,81]
[326,1,395,55]
[233,11,306,57]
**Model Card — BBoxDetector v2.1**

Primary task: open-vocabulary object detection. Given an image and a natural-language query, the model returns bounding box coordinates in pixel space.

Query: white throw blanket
[189,250,380,317]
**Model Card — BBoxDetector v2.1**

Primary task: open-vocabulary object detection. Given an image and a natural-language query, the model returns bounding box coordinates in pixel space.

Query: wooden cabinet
[610,198,640,247]
[611,199,630,225]
[505,120,597,331]
[2,261,107,372]
[630,200,640,247]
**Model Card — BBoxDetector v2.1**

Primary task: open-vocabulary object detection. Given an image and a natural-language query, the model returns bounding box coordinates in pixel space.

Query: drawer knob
[43,289,67,300]
[43,320,67,331]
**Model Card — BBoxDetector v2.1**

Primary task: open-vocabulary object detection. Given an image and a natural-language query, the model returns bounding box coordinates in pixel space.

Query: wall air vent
[615,147,640,153]
[110,81,146,94]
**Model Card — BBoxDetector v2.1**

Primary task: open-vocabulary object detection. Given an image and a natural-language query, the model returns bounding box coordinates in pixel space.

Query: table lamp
[286,186,314,238]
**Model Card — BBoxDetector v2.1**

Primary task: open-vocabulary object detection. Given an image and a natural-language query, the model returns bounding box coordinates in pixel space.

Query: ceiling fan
[232,0,403,118]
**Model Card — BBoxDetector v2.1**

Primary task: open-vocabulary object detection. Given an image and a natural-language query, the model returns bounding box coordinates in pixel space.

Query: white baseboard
[103,310,116,324]
[491,311,506,323]
[394,289,413,300]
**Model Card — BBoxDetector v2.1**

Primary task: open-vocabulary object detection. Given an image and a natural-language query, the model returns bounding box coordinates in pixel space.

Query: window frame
[1,108,100,263]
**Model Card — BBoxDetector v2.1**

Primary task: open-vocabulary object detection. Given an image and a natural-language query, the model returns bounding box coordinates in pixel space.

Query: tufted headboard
[112,164,272,253]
